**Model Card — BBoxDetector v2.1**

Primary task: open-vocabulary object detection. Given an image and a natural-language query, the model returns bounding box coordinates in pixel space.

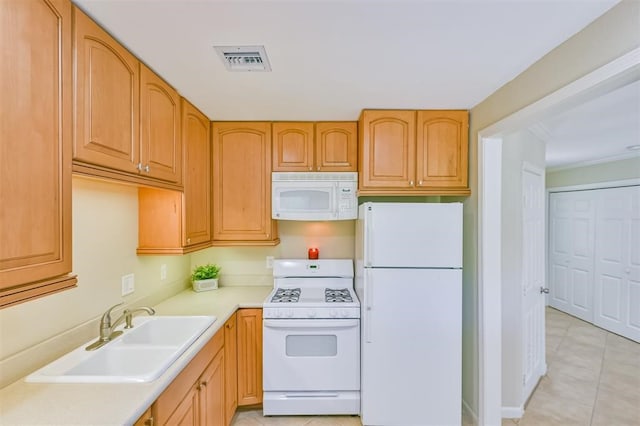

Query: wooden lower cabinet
[224,314,238,424]
[237,309,263,406]
[153,331,224,425]
[198,349,225,426]
[133,407,153,426]
[150,309,262,426]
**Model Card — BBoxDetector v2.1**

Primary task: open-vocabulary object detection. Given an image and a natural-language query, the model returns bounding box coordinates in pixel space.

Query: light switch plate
[160,264,167,280]
[121,274,135,296]
[266,256,274,269]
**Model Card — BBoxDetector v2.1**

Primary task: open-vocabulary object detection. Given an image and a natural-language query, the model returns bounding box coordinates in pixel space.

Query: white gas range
[262,259,360,416]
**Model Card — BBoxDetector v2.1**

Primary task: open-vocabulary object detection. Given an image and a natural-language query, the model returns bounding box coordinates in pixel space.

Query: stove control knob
[329,309,338,318]
[276,310,283,318]
[341,309,350,318]
[307,309,316,318]
[285,309,294,318]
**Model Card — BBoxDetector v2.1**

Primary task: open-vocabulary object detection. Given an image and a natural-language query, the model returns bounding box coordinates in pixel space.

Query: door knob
[540,287,550,294]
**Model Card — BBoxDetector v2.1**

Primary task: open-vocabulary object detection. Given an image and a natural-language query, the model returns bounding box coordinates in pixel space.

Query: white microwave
[272,172,358,221]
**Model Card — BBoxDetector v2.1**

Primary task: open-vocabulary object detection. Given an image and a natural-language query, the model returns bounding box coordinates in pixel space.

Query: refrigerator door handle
[365,206,373,267]
[365,269,373,343]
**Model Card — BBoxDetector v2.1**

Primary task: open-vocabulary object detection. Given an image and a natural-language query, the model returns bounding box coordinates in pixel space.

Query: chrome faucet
[86,303,156,351]
[123,306,156,328]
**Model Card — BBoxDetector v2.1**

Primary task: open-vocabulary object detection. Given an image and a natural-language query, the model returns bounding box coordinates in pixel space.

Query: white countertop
[0,286,271,426]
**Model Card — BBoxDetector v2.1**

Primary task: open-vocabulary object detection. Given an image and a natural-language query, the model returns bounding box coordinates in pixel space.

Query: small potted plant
[191,263,221,292]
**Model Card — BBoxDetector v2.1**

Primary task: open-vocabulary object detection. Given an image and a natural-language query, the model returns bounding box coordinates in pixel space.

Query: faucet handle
[101,302,124,327]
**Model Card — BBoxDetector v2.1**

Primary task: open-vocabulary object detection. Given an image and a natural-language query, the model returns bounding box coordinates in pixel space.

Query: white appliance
[356,202,463,426]
[263,259,360,416]
[272,172,357,221]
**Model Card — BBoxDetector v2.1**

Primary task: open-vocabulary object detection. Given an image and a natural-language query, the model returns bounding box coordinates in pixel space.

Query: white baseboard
[501,405,524,419]
[462,398,479,425]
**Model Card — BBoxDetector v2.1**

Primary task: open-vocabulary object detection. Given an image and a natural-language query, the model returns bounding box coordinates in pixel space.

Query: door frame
[477,48,640,425]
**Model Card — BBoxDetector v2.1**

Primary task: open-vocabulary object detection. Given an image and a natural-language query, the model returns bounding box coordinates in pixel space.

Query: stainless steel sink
[26,315,216,383]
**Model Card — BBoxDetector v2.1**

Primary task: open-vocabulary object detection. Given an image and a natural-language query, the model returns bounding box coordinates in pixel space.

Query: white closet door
[593,186,640,342]
[548,191,595,322]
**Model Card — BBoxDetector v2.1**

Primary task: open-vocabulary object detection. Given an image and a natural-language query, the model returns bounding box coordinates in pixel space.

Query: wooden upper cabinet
[212,122,279,245]
[140,64,182,184]
[359,109,469,195]
[359,110,415,190]
[272,122,314,171]
[416,110,468,189]
[137,99,210,255]
[181,100,211,248]
[73,6,139,175]
[315,122,357,171]
[273,122,357,172]
[0,0,77,308]
[73,7,182,189]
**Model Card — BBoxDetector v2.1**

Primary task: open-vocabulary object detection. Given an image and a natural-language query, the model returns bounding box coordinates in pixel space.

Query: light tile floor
[232,307,639,426]
[503,307,640,426]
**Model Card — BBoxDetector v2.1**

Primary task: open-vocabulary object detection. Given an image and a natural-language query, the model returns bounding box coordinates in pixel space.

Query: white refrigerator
[355,202,463,426]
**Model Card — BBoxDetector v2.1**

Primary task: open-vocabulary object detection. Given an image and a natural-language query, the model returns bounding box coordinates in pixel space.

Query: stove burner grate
[271,287,301,303]
[325,288,353,303]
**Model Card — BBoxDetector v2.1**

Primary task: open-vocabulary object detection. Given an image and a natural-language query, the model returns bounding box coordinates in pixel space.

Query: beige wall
[547,156,640,188]
[0,177,355,388]
[464,0,640,415]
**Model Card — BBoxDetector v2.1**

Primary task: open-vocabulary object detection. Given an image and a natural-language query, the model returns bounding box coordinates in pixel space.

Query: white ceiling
[74,0,637,168]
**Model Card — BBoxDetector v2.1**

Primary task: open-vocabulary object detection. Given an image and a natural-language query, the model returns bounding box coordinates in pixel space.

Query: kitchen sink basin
[25,315,216,384]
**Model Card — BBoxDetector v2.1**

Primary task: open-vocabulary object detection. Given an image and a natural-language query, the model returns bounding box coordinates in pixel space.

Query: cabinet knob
[136,162,143,171]
[410,180,414,186]
[419,180,423,185]
[144,417,154,426]
[144,164,150,173]
[309,166,312,171]
[187,238,191,244]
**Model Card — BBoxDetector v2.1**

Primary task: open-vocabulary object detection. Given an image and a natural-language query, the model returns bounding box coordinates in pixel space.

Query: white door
[548,191,595,322]
[593,186,640,342]
[521,165,546,402]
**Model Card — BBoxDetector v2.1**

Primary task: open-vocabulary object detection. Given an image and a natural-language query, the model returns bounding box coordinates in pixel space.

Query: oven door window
[286,335,337,357]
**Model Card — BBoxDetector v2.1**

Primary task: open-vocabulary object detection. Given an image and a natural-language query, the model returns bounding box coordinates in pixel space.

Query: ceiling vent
[214,45,271,72]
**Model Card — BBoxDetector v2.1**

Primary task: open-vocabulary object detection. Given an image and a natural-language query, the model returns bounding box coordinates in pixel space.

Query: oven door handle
[263,319,360,329]
[283,393,340,398]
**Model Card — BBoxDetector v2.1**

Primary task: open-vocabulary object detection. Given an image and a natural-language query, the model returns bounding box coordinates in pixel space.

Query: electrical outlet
[160,264,167,280]
[266,256,274,269]
[121,273,135,296]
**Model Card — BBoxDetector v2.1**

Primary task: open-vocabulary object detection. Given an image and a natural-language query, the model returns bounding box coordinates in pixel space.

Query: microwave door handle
[333,182,339,219]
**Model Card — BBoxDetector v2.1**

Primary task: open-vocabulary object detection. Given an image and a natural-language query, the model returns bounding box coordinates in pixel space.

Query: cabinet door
[199,349,225,426]
[212,122,278,244]
[140,64,182,183]
[164,384,200,426]
[182,99,211,247]
[358,110,415,190]
[0,0,77,307]
[272,122,314,171]
[237,309,263,406]
[133,407,153,426]
[224,314,238,425]
[315,122,357,171]
[416,110,468,189]
[73,6,139,174]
